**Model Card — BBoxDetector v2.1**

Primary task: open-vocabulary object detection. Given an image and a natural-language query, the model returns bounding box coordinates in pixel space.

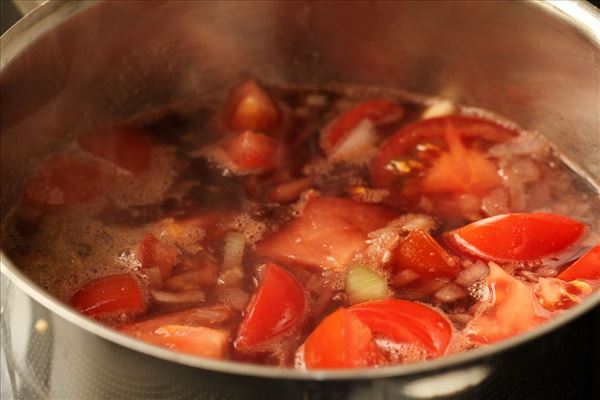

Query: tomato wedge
[256,197,396,270]
[393,230,460,280]
[223,131,278,173]
[78,128,152,175]
[371,115,515,189]
[224,79,280,133]
[70,273,145,319]
[466,263,547,344]
[24,154,112,208]
[348,299,452,357]
[138,233,179,279]
[122,324,229,359]
[444,213,586,262]
[304,308,383,369]
[234,263,306,352]
[557,245,600,281]
[321,100,404,153]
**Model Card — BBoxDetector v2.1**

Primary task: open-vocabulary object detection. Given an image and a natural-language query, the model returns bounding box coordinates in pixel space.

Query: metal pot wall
[1,1,599,399]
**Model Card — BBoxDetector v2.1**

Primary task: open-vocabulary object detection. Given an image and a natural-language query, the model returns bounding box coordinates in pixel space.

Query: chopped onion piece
[434,283,467,303]
[455,262,489,287]
[220,231,246,286]
[164,268,218,291]
[421,99,456,119]
[151,289,206,306]
[346,264,389,305]
[331,119,377,160]
[218,287,250,311]
[393,269,420,286]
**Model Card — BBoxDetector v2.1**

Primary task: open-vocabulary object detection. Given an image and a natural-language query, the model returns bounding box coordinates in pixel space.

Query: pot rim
[1,0,599,381]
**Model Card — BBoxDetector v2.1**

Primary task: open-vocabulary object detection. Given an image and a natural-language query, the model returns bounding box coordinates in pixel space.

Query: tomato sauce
[3,80,599,368]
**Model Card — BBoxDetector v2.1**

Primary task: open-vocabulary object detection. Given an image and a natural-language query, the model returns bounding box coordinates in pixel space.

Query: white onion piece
[185,305,233,325]
[455,262,489,287]
[220,231,245,286]
[394,269,420,286]
[266,177,315,203]
[510,157,540,183]
[421,99,456,119]
[449,313,473,325]
[481,187,510,217]
[151,289,206,306]
[164,269,218,291]
[435,283,467,303]
[218,287,250,311]
[393,213,439,233]
[331,119,377,160]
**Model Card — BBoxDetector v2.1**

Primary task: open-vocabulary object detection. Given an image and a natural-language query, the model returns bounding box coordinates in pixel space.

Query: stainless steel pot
[1,1,599,399]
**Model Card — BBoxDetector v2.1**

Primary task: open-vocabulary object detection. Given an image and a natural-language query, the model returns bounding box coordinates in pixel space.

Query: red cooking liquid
[3,81,599,368]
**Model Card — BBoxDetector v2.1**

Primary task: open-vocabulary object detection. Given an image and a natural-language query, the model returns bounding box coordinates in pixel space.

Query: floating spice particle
[416,143,441,153]
[386,159,424,176]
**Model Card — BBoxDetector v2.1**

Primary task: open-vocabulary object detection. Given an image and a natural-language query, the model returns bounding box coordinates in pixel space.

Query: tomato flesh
[78,128,152,175]
[24,154,111,208]
[122,324,228,359]
[304,308,383,369]
[466,263,547,344]
[321,100,403,153]
[224,131,277,172]
[371,115,515,189]
[557,245,600,281]
[349,299,452,357]
[256,197,396,270]
[535,277,594,312]
[138,233,179,279]
[393,230,460,280]
[235,263,306,352]
[70,273,145,319]
[445,213,585,262]
[420,127,501,196]
[224,80,279,133]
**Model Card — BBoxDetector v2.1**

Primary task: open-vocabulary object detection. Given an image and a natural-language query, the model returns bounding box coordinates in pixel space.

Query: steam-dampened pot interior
[1,0,599,371]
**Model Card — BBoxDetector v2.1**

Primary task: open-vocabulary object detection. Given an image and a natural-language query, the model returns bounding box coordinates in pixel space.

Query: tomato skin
[557,245,600,281]
[444,213,586,262]
[393,230,460,280]
[466,263,547,344]
[321,100,404,153]
[24,154,112,208]
[138,233,179,279]
[224,131,278,172]
[78,128,152,175]
[304,308,383,369]
[256,197,396,270]
[348,299,452,357]
[224,80,279,133]
[234,263,306,352]
[371,115,515,189]
[70,273,145,319]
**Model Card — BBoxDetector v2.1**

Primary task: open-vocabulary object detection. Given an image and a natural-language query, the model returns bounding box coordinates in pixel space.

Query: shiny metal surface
[1,0,599,387]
